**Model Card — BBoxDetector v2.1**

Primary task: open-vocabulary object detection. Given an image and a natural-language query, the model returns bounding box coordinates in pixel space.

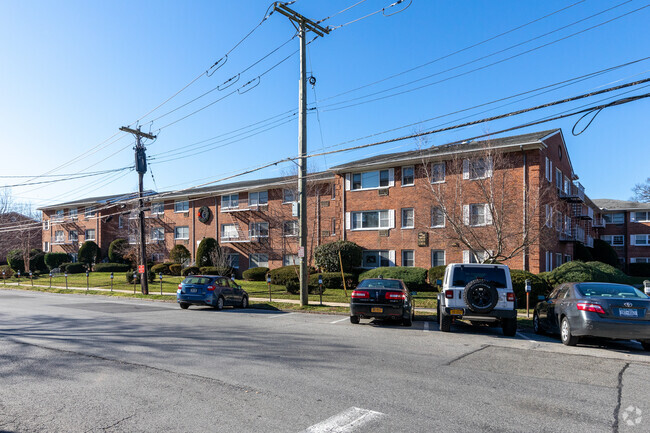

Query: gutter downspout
[341,176,346,240]
[522,147,528,271]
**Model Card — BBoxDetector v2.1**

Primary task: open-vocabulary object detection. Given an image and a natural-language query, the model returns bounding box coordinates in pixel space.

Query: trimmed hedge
[542,261,635,286]
[308,272,358,291]
[573,242,594,262]
[428,266,446,289]
[78,241,101,265]
[243,267,269,281]
[314,240,362,272]
[358,267,429,290]
[30,250,48,273]
[66,263,87,274]
[0,265,14,278]
[198,266,233,276]
[169,264,182,276]
[170,245,191,264]
[45,252,69,270]
[510,269,551,309]
[94,263,131,273]
[108,239,129,263]
[181,266,201,276]
[196,237,218,267]
[151,263,171,275]
[7,249,24,273]
[629,262,650,277]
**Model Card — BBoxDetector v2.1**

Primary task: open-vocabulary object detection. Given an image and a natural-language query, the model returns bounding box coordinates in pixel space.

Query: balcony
[220,235,251,243]
[559,226,586,244]
[592,217,605,227]
[586,235,594,248]
[572,204,593,220]
[559,181,585,203]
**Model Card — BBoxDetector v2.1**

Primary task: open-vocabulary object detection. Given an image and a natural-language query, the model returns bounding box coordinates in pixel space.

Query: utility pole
[274,2,329,306]
[120,126,156,295]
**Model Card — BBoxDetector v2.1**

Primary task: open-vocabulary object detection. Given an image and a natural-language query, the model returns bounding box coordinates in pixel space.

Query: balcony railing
[592,217,605,227]
[586,235,594,248]
[220,235,250,243]
[559,180,585,203]
[572,203,593,220]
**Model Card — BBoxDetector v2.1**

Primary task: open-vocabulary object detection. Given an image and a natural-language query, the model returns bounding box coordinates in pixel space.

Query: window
[331,184,336,199]
[129,234,137,244]
[84,207,96,218]
[430,162,445,183]
[545,157,552,182]
[603,213,624,224]
[401,208,414,229]
[631,257,650,264]
[463,250,489,264]
[174,200,189,213]
[69,208,78,219]
[451,266,507,288]
[464,157,492,180]
[283,254,299,266]
[221,224,239,240]
[70,253,78,263]
[55,230,64,242]
[221,194,239,209]
[250,253,268,268]
[151,202,164,214]
[564,215,571,235]
[151,227,164,241]
[227,253,240,269]
[632,211,650,222]
[564,254,572,263]
[555,168,563,191]
[564,176,570,194]
[174,226,189,240]
[465,204,491,226]
[631,234,650,246]
[351,210,393,230]
[43,220,50,230]
[151,253,165,262]
[85,229,96,241]
[556,210,562,232]
[431,250,445,267]
[351,169,392,190]
[54,209,64,220]
[69,230,78,241]
[401,166,414,186]
[362,250,394,268]
[545,205,553,228]
[283,189,296,203]
[249,222,269,238]
[402,250,414,267]
[602,235,624,246]
[43,242,49,252]
[545,251,552,272]
[556,253,563,268]
[248,191,268,206]
[431,206,445,228]
[118,215,123,228]
[283,220,298,237]
[331,217,336,235]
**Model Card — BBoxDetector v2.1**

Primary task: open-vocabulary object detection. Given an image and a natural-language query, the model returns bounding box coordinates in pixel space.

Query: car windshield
[358,279,402,289]
[451,266,507,288]
[182,277,213,285]
[575,283,649,299]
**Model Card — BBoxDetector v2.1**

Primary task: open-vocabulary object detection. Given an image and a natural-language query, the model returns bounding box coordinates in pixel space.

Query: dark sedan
[350,278,414,326]
[533,282,650,349]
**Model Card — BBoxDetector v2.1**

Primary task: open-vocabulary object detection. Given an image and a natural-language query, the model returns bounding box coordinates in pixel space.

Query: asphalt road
[0,288,648,433]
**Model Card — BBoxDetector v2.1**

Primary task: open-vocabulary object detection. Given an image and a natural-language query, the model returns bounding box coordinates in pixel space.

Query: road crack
[444,345,489,366]
[612,362,630,433]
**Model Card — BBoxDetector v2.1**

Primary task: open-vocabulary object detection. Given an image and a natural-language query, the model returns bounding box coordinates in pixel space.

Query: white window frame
[430,162,445,184]
[151,227,164,241]
[68,230,78,242]
[603,212,624,224]
[555,168,563,191]
[401,250,415,267]
[283,254,299,266]
[69,208,78,219]
[174,226,189,240]
[401,166,414,187]
[221,193,239,210]
[463,250,490,264]
[556,253,563,268]
[350,210,394,230]
[463,157,492,180]
[431,250,445,267]
[118,215,123,228]
[545,205,553,228]
[350,169,394,191]
[401,208,414,229]
[283,189,296,203]
[249,222,269,238]
[84,207,96,219]
[85,229,96,241]
[174,200,189,213]
[556,210,562,232]
[250,253,269,269]
[221,223,239,240]
[602,235,624,246]
[43,241,49,252]
[248,190,268,207]
[54,209,64,221]
[631,257,650,264]
[151,202,165,214]
[283,220,299,237]
[55,230,64,243]
[361,250,395,268]
[631,234,650,246]
[43,220,50,231]
[632,211,650,222]
[431,206,445,228]
[464,203,492,227]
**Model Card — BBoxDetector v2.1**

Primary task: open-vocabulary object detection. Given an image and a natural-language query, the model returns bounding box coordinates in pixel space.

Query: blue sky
[1,0,648,209]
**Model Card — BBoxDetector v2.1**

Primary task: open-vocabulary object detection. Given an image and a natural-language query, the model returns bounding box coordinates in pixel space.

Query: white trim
[173,200,190,213]
[401,208,414,229]
[401,165,415,187]
[174,226,189,240]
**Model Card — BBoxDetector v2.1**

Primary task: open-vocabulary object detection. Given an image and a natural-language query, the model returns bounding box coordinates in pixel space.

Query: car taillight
[577,301,606,314]
[445,290,454,299]
[506,292,515,302]
[385,291,406,300]
[177,284,182,291]
[207,285,216,291]
[351,290,369,299]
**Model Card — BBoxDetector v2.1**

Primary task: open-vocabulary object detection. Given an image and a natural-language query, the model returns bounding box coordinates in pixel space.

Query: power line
[316,0,369,24]
[327,0,412,30]
[0,167,133,188]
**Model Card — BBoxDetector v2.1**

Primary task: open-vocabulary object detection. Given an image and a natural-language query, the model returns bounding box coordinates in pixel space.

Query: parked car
[436,263,517,336]
[533,282,650,350]
[350,278,414,326]
[177,275,248,310]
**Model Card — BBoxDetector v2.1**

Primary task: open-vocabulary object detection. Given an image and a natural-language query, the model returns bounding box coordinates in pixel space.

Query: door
[218,277,234,305]
[548,286,569,331]
[538,287,559,326]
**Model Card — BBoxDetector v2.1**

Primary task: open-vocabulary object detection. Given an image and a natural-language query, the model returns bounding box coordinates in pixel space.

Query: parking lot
[0,288,648,432]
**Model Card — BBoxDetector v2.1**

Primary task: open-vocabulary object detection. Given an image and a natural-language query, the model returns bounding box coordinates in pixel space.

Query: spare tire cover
[463,279,499,314]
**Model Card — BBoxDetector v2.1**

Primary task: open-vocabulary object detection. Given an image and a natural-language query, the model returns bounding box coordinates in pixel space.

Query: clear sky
[1,0,648,209]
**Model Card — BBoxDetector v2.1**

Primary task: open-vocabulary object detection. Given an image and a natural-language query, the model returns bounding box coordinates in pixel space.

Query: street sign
[298,247,305,258]
[138,265,145,274]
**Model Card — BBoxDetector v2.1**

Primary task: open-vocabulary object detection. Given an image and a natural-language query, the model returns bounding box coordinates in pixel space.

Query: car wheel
[533,312,544,335]
[402,309,413,327]
[641,340,650,351]
[179,302,189,310]
[240,296,248,309]
[440,312,452,332]
[215,296,224,311]
[560,317,579,346]
[350,315,360,324]
[502,317,517,337]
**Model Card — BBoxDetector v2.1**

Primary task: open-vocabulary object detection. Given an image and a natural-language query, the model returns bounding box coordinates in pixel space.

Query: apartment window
[602,235,624,246]
[249,222,269,238]
[174,200,189,213]
[43,242,49,253]
[362,250,393,268]
[54,209,64,220]
[401,166,414,186]
[151,253,165,262]
[43,220,50,230]
[631,257,650,264]
[564,215,571,235]
[631,234,650,246]
[431,250,445,267]
[464,250,489,264]
[546,251,552,272]
[174,226,189,240]
[248,191,268,206]
[545,205,553,228]
[129,234,137,244]
[556,253,563,268]
[55,230,64,242]
[84,207,96,218]
[603,212,624,224]
[151,202,165,214]
[221,224,239,240]
[283,254,299,266]
[118,215,123,228]
[430,162,445,183]
[564,254,572,264]
[69,230,78,242]
[151,227,164,241]
[401,208,414,229]
[227,253,240,269]
[563,176,570,195]
[402,250,414,267]
[250,253,269,268]
[351,210,393,230]
[633,211,650,222]
[85,229,96,241]
[351,169,392,190]
[555,168,563,191]
[283,220,298,237]
[331,217,336,235]
[556,211,562,232]
[69,208,78,219]
[545,157,552,182]
[221,194,239,209]
[464,157,492,180]
[331,184,336,199]
[431,206,445,228]
[283,189,296,203]
[465,204,490,226]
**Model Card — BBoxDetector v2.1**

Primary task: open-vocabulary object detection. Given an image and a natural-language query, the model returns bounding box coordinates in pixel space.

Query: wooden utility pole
[120,126,156,295]
[274,2,329,306]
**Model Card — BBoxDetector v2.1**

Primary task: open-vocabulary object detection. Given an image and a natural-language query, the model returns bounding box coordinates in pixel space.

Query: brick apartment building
[40,128,607,275]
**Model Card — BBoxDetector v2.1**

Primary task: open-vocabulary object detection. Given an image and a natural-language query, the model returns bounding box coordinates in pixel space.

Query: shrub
[30,249,48,273]
[243,267,269,281]
[108,239,129,263]
[7,249,24,273]
[573,242,593,262]
[170,245,191,264]
[196,237,218,267]
[0,265,14,278]
[66,263,87,274]
[199,266,226,276]
[314,241,362,272]
[59,262,72,272]
[94,263,131,273]
[169,264,182,276]
[125,270,155,284]
[151,263,171,275]
[181,266,201,276]
[591,239,619,268]
[359,267,429,290]
[78,241,101,266]
[308,272,358,292]
[45,252,69,270]
[510,269,551,309]
[428,266,446,288]
[629,262,650,277]
[542,261,634,287]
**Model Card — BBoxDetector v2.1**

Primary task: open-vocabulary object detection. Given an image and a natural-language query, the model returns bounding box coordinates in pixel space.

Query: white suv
[436,263,517,336]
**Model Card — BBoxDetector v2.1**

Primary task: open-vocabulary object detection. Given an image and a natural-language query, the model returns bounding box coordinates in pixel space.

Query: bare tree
[632,178,650,203]
[0,191,41,270]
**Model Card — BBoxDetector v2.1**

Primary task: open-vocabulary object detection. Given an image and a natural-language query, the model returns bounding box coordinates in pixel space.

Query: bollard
[17,270,20,286]
[110,272,114,292]
[86,270,89,292]
[267,275,272,302]
[30,272,33,287]
[159,273,163,295]
[2,271,5,285]
[133,272,137,294]
[49,272,52,289]
[525,279,532,318]
[318,274,323,306]
[65,273,68,289]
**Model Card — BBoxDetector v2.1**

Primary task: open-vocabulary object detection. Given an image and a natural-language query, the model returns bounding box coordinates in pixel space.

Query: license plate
[371,307,383,313]
[619,308,638,317]
[191,288,197,293]
[450,309,464,315]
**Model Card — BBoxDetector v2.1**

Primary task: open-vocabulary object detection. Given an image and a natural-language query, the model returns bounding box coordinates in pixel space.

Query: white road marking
[267,312,296,319]
[330,317,349,324]
[302,407,385,433]
[517,332,534,341]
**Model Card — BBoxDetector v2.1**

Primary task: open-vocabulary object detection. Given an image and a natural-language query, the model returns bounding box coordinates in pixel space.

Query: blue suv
[177,275,248,310]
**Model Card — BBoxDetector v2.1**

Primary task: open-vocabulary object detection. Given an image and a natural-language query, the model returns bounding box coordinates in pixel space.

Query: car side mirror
[537,295,546,301]
[436,279,442,286]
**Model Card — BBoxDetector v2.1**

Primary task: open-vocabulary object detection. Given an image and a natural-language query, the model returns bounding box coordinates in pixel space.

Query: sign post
[64,272,68,289]
[133,272,137,294]
[525,279,532,318]
[267,275,272,302]
[110,272,114,292]
[30,272,33,287]
[159,273,163,295]
[17,270,20,286]
[49,272,52,288]
[2,271,4,285]
[86,270,89,292]
[318,274,323,306]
